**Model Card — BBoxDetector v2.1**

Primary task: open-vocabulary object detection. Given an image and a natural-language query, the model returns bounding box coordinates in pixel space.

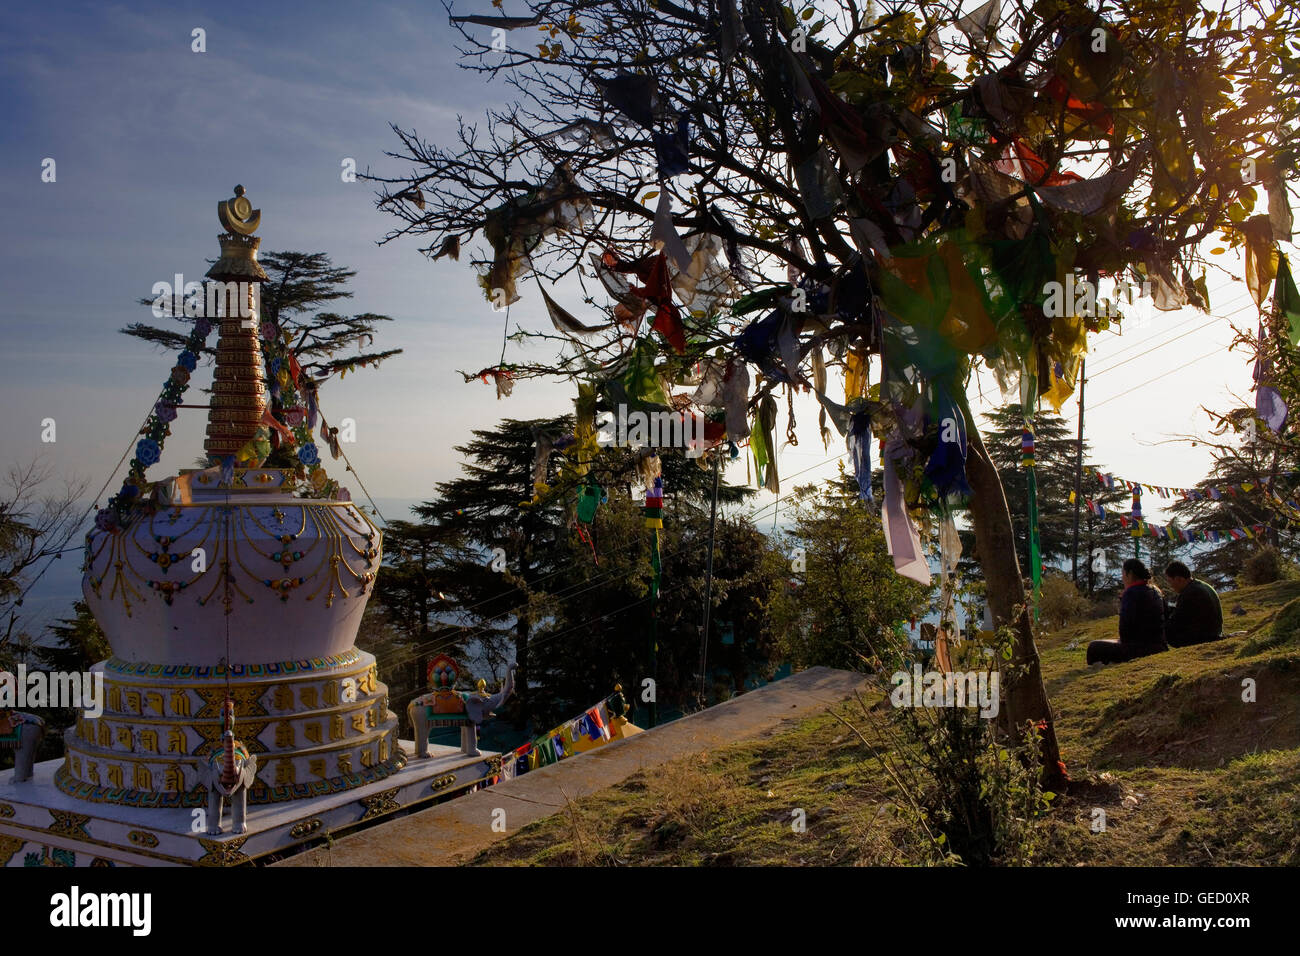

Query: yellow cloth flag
[845,348,869,402]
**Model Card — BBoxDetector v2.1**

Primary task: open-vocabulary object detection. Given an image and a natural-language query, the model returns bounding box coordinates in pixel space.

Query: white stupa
[0,187,504,867]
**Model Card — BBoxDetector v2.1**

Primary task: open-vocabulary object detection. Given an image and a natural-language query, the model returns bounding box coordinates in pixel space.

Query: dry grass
[467,581,1300,866]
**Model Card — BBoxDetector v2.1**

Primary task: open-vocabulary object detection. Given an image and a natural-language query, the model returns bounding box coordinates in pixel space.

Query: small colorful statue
[0,706,45,783]
[196,696,258,835]
[407,655,516,758]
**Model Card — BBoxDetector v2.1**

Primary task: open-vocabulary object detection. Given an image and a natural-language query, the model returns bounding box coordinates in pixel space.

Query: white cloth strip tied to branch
[882,432,931,585]
[538,282,615,341]
[651,190,692,271]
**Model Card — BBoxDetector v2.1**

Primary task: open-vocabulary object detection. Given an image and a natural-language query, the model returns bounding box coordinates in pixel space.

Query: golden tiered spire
[204,185,269,464]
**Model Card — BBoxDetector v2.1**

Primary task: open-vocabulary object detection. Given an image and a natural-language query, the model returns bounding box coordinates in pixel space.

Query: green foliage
[0,461,88,647]
[1037,572,1090,628]
[765,482,929,672]
[526,494,783,727]
[890,702,1055,867]
[369,416,767,730]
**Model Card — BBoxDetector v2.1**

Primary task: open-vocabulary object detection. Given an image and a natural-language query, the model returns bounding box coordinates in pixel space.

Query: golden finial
[219,184,261,236]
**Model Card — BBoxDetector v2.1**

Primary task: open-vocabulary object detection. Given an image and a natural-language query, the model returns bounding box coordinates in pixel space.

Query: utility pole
[1072,359,1086,584]
[1086,511,1095,597]
[698,450,721,707]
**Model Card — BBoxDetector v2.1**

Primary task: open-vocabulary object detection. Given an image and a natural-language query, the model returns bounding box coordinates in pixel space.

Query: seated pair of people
[1086,559,1223,665]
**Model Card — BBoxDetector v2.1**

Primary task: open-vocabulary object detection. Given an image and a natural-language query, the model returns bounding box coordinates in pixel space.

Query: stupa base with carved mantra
[55,650,405,807]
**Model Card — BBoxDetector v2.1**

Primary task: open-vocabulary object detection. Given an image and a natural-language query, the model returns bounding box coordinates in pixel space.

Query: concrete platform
[276,666,867,867]
[0,741,499,866]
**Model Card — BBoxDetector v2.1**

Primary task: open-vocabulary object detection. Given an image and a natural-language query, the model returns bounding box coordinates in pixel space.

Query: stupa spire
[204,185,269,465]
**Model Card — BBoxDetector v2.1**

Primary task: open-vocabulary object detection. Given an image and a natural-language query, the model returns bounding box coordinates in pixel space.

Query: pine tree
[1166,413,1300,586]
[374,416,762,730]
[766,481,930,673]
[979,404,1131,591]
[33,601,110,674]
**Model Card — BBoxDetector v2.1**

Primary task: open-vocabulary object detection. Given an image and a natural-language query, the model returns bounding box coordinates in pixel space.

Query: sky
[0,0,1278,600]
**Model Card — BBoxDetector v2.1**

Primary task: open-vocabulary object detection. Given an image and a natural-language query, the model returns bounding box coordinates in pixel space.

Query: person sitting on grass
[1086,558,1168,665]
[1163,560,1224,647]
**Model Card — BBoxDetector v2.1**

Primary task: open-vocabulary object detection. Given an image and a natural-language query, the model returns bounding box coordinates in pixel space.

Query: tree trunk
[962,409,1067,789]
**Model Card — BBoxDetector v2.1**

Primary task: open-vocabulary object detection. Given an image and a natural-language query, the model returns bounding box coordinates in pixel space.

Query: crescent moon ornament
[218,184,261,235]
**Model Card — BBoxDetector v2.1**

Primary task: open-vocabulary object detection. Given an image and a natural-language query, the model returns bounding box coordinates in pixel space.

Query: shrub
[1038,573,1090,627]
[887,705,1055,866]
[852,623,1056,866]
[1237,546,1298,587]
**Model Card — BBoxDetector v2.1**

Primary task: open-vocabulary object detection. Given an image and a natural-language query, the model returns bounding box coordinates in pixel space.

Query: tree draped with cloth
[370,0,1300,787]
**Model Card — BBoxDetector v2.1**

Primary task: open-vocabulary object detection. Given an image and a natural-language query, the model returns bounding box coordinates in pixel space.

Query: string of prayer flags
[539,282,615,341]
[474,366,515,399]
[692,358,752,441]
[575,480,603,561]
[723,361,751,441]
[591,252,648,330]
[1255,330,1289,435]
[618,251,688,352]
[672,233,737,317]
[1021,421,1035,468]
[450,12,543,27]
[1083,466,1300,506]
[955,0,1002,54]
[1071,490,1270,544]
[644,475,664,600]
[1245,215,1279,309]
[509,697,622,779]
[736,309,801,386]
[481,164,591,305]
[604,338,669,411]
[540,119,618,150]
[923,385,971,501]
[718,0,745,64]
[651,191,693,273]
[643,476,664,530]
[751,394,780,493]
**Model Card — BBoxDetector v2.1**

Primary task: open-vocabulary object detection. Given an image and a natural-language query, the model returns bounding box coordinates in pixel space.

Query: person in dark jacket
[1163,561,1224,647]
[1087,558,1169,665]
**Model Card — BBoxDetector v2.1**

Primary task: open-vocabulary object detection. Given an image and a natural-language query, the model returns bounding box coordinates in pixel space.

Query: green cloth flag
[1276,254,1300,346]
[605,339,669,411]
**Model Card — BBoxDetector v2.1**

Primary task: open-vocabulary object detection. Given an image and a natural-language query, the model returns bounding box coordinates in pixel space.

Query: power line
[1089,346,1227,411]
[1088,298,1256,378]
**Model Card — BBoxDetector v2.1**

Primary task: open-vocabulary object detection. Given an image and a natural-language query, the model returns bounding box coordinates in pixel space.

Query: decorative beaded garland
[97,318,214,531]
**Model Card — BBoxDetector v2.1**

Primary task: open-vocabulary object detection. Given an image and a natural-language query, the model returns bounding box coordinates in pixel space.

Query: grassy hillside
[466,581,1300,866]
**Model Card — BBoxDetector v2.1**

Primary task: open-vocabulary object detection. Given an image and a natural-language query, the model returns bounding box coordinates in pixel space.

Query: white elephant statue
[196,697,258,835]
[408,658,516,759]
[0,710,45,782]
